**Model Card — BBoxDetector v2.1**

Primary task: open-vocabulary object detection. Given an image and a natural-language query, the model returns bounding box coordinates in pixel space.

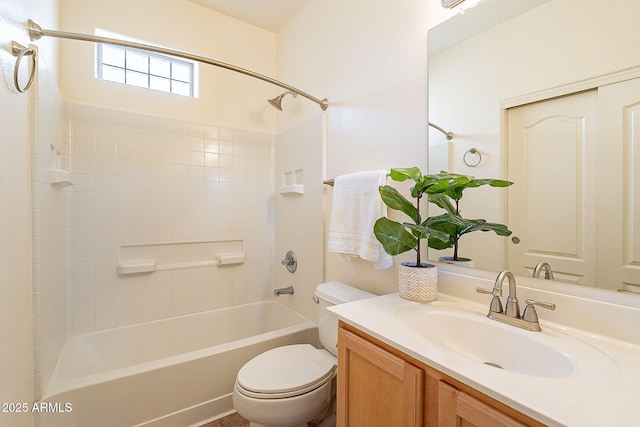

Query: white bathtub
[37,301,319,427]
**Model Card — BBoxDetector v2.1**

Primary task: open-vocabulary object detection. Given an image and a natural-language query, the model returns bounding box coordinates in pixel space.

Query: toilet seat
[236,344,336,399]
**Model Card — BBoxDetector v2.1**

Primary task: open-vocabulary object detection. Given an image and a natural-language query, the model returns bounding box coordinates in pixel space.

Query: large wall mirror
[427,0,640,293]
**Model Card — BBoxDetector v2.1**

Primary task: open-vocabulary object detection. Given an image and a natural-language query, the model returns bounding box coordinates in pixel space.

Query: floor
[199,406,336,427]
[200,412,250,427]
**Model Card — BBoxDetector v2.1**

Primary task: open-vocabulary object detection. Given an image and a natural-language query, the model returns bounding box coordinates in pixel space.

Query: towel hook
[463,148,482,167]
[11,41,37,93]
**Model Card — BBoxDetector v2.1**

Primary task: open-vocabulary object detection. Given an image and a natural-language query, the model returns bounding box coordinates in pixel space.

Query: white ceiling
[189,0,307,32]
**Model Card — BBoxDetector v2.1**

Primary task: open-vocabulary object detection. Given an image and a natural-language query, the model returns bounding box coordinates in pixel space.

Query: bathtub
[37,301,319,427]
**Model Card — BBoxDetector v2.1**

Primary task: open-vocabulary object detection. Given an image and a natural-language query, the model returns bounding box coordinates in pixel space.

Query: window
[97,43,195,97]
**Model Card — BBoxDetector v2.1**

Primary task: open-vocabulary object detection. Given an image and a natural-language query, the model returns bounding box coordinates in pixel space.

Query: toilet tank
[314,281,375,356]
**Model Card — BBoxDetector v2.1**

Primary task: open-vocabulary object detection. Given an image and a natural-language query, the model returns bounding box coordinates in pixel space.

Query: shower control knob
[281,250,297,273]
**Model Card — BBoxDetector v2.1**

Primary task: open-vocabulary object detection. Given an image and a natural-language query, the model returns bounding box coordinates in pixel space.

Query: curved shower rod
[26,20,329,111]
[428,122,454,140]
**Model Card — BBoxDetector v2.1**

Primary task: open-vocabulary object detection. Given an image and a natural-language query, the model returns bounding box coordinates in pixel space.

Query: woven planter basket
[398,262,438,302]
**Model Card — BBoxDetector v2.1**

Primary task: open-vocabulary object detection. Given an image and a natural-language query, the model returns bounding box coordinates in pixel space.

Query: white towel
[328,170,392,269]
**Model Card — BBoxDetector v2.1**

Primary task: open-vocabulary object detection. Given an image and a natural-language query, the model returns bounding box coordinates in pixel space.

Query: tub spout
[273,286,294,297]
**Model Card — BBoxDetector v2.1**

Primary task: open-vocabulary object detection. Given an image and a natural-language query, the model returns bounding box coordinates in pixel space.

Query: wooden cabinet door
[337,327,424,427]
[438,381,526,427]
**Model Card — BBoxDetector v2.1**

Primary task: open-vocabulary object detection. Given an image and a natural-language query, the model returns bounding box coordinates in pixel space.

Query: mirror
[427,0,640,292]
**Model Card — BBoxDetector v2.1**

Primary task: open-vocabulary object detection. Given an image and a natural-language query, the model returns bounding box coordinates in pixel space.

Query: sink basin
[404,307,574,377]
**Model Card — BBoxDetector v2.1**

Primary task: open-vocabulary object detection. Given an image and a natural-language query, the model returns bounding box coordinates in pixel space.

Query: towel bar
[323,173,390,186]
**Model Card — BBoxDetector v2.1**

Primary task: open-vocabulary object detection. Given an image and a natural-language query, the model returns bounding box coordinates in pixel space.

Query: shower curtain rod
[428,122,454,140]
[26,20,329,111]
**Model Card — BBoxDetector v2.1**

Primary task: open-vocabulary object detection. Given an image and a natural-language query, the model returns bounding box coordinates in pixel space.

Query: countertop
[329,291,640,426]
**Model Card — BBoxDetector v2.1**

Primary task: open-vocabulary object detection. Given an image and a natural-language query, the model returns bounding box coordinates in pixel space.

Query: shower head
[268,91,298,111]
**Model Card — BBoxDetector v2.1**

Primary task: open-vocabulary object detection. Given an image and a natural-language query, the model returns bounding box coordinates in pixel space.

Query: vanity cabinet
[337,323,544,427]
[337,322,424,426]
[438,381,527,427]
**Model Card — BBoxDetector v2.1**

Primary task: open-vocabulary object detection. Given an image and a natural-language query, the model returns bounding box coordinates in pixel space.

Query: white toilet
[232,281,375,427]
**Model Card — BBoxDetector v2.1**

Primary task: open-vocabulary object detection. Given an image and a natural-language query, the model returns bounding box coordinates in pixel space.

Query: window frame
[96,43,195,97]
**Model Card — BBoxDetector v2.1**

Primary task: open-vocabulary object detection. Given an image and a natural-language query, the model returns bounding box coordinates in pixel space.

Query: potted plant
[373,167,450,302]
[426,171,513,265]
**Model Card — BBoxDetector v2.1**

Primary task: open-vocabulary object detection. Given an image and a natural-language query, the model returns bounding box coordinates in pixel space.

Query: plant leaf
[427,193,456,214]
[374,217,417,255]
[427,212,467,229]
[427,234,454,250]
[390,167,422,183]
[458,219,512,237]
[379,185,420,223]
[470,178,514,188]
[424,214,459,250]
[403,223,450,243]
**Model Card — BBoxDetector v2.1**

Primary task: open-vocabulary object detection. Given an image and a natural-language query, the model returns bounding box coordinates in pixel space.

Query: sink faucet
[532,262,555,280]
[498,270,520,317]
[477,270,556,332]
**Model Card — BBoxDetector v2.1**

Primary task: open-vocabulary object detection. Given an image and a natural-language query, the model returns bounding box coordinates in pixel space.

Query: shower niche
[49,145,73,187]
[279,168,304,195]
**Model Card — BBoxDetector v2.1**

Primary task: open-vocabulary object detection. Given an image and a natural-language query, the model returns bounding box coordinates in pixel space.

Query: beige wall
[428,0,640,270]
[275,0,455,296]
[274,116,325,321]
[0,0,59,424]
[59,0,278,133]
[0,2,483,421]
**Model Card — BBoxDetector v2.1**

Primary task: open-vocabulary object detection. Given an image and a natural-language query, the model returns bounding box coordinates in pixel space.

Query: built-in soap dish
[279,168,304,195]
[49,145,73,187]
[50,168,73,187]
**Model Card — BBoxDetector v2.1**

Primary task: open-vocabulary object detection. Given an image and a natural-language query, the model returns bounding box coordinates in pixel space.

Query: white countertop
[329,291,640,427]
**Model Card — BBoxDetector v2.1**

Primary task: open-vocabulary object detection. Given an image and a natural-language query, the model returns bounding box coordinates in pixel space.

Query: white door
[597,78,640,291]
[507,90,598,285]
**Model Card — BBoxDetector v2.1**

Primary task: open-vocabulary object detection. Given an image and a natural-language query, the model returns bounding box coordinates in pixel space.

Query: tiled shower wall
[274,116,325,322]
[68,103,275,335]
[31,55,68,399]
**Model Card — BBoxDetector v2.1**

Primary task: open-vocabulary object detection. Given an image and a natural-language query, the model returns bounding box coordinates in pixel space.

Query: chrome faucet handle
[476,287,503,314]
[476,286,501,297]
[504,296,520,318]
[522,299,556,323]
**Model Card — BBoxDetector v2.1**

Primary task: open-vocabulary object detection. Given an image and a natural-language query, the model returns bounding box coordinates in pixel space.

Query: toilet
[232,281,375,427]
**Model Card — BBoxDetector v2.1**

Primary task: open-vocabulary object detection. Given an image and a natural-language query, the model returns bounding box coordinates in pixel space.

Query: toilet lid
[236,344,336,397]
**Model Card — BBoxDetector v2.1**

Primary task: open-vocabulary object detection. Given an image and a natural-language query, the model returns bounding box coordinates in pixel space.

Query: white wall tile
[67,104,276,334]
[30,65,68,400]
[204,125,219,140]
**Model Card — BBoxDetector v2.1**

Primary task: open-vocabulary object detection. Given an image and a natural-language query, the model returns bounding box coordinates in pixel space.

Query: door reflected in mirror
[427,0,640,292]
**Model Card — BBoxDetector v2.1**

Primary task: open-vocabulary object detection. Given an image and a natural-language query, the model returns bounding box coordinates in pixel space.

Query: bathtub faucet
[274,286,295,297]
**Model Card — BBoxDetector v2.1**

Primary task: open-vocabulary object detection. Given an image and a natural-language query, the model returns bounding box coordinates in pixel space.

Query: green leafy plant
[373,167,450,268]
[426,171,513,261]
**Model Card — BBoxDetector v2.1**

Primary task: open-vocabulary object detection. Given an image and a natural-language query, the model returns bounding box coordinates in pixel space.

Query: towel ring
[11,41,37,93]
[463,148,482,167]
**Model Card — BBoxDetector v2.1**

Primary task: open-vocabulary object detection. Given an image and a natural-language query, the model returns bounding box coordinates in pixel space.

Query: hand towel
[328,170,392,269]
